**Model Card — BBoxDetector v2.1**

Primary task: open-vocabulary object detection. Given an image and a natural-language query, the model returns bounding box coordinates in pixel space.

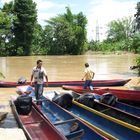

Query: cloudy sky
[0,0,139,41]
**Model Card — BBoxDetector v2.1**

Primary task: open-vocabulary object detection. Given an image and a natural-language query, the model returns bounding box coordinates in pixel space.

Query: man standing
[31,60,48,101]
[82,63,95,90]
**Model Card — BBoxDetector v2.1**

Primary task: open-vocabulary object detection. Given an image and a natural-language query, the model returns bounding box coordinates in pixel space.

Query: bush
[136,57,140,76]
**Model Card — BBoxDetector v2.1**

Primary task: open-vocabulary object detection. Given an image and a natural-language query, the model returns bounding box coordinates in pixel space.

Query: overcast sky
[0,0,139,41]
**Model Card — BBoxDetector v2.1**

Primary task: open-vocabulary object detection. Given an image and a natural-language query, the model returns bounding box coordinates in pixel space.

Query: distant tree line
[0,0,140,58]
[0,0,87,56]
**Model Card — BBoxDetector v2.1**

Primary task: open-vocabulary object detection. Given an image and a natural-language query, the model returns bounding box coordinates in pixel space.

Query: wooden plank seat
[54,118,77,125]
[65,129,84,139]
[100,108,111,113]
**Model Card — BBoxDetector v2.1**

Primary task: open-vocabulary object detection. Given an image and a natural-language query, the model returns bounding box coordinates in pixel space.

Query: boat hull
[114,101,140,117]
[62,85,140,102]
[33,96,109,140]
[0,78,131,87]
[70,91,140,117]
[71,92,140,123]
[44,91,140,140]
[10,100,67,140]
[70,101,140,140]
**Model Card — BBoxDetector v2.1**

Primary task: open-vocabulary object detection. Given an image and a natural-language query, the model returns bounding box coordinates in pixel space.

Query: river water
[0,53,139,82]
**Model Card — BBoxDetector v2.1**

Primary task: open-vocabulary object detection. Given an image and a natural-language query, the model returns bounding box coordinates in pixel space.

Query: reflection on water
[0,54,138,82]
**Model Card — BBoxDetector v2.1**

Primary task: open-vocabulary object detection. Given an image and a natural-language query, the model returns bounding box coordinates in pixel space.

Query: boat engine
[14,95,32,115]
[100,93,117,106]
[52,93,73,109]
[75,93,98,108]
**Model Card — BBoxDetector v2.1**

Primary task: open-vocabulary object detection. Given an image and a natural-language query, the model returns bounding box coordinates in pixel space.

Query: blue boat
[44,91,140,140]
[33,96,111,140]
[71,91,140,118]
[114,101,140,117]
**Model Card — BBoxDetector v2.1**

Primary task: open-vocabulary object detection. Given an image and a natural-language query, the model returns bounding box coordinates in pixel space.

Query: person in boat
[30,59,48,101]
[15,85,33,115]
[82,63,95,90]
[16,85,35,97]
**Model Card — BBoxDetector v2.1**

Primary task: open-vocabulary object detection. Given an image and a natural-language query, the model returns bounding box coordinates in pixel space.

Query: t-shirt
[84,67,94,80]
[32,67,47,84]
[17,85,35,97]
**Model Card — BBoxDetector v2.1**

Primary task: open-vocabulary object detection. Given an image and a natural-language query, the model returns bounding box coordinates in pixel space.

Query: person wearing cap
[30,60,48,101]
[82,63,95,90]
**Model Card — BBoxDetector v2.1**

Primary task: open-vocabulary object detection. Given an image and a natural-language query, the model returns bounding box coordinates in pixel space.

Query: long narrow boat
[62,85,140,102]
[32,97,111,140]
[70,92,140,124]
[0,78,131,87]
[44,91,140,140]
[10,100,67,140]
[114,101,140,117]
[70,89,140,117]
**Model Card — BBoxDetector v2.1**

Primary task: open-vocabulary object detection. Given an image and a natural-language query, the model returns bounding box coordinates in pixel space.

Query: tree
[44,7,87,55]
[0,1,18,56]
[2,1,14,14]
[131,33,140,53]
[41,25,54,54]
[136,57,140,75]
[134,2,140,32]
[31,24,44,55]
[107,17,134,41]
[73,12,87,54]
[0,9,14,56]
[106,17,134,51]
[13,0,37,55]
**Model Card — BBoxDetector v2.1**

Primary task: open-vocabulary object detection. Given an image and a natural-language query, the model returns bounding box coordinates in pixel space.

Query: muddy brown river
[0,53,139,82]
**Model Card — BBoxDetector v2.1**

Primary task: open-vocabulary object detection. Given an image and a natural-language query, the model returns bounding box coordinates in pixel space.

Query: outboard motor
[100,93,117,106]
[14,95,32,115]
[52,93,73,109]
[75,93,98,108]
[17,76,27,84]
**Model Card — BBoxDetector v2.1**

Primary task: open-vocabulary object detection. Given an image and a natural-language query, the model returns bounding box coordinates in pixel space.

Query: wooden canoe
[113,101,140,117]
[62,85,140,102]
[69,89,140,117]
[71,92,140,122]
[0,78,131,87]
[33,96,109,140]
[71,100,140,140]
[10,100,67,140]
[44,91,140,140]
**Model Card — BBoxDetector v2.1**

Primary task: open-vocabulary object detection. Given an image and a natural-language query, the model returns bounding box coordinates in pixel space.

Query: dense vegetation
[0,0,140,55]
[42,7,87,55]
[0,0,140,73]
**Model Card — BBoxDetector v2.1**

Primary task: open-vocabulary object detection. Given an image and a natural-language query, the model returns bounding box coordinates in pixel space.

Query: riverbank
[0,77,139,139]
[85,50,140,55]
[125,77,140,89]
